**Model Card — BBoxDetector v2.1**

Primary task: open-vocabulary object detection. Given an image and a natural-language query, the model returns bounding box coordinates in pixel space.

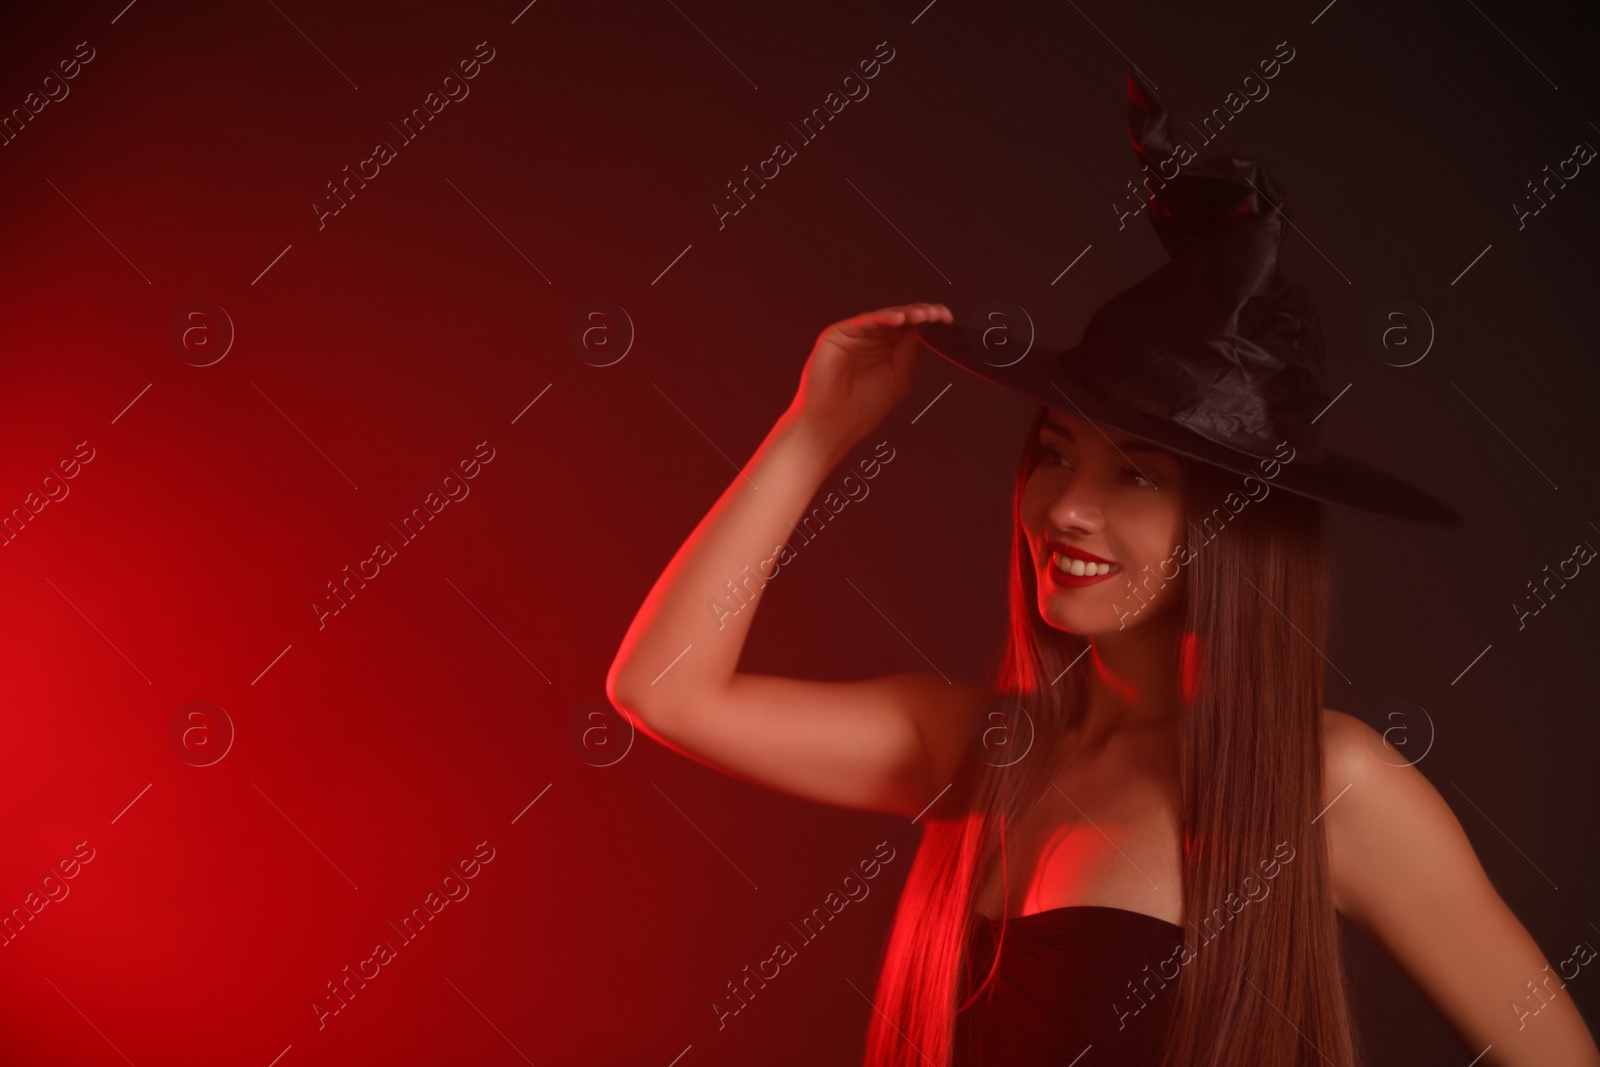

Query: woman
[607,71,1600,1067]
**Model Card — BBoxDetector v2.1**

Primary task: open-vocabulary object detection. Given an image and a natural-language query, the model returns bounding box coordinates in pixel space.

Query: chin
[1037,597,1111,636]
[1039,590,1172,636]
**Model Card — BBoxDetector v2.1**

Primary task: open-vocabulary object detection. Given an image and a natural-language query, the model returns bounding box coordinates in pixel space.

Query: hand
[786,302,952,456]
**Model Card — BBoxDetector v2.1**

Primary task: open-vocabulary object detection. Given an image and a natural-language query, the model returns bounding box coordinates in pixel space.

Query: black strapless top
[953,905,1185,1066]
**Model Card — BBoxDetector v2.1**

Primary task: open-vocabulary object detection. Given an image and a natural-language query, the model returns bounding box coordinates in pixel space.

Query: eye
[1038,444,1157,489]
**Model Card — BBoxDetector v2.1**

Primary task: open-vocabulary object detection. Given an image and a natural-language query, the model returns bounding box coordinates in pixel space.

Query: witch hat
[914,66,1459,526]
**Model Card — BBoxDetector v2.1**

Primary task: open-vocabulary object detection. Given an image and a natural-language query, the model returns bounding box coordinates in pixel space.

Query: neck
[1075,610,1185,745]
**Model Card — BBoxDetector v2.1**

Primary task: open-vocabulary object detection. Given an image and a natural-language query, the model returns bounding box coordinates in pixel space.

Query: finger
[840,308,907,335]
[832,304,936,341]
[899,303,947,323]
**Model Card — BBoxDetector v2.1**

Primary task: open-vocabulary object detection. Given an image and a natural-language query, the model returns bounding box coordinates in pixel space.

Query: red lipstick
[1043,540,1122,589]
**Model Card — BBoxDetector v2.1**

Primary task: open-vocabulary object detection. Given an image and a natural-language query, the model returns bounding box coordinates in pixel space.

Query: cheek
[1018,477,1052,526]
[1115,498,1185,561]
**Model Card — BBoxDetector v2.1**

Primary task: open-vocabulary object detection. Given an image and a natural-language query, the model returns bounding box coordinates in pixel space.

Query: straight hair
[862,403,1361,1066]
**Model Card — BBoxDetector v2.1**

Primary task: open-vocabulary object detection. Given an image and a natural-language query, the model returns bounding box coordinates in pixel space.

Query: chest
[972,733,1185,926]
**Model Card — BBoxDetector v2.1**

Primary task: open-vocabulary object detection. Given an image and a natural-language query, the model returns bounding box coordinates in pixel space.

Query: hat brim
[914,320,1461,527]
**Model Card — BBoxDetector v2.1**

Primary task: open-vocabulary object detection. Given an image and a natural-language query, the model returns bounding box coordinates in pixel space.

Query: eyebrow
[1040,417,1174,459]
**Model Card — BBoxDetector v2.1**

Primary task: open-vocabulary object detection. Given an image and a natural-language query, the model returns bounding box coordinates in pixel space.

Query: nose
[1045,472,1107,534]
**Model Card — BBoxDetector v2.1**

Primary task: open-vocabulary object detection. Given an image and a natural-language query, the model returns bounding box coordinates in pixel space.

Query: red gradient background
[0,1,1596,1065]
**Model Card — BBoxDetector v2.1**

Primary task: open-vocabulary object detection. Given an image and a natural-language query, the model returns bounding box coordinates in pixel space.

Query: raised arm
[605,303,986,817]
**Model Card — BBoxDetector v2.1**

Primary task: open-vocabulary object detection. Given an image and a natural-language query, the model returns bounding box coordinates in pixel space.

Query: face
[1020,409,1188,635]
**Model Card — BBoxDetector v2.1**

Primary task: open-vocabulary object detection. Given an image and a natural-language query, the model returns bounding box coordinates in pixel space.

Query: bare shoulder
[1317,707,1426,915]
[1319,707,1380,787]
[1319,706,1413,798]
[1315,708,1600,1061]
[1317,705,1488,924]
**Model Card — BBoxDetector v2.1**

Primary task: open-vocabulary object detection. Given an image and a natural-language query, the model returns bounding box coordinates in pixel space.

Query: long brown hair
[862,402,1361,1067]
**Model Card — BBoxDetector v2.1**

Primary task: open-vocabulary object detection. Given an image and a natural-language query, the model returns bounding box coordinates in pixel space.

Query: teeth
[1054,553,1118,576]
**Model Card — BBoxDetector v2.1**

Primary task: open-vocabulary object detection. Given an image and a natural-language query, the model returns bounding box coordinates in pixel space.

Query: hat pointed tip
[1125,66,1171,167]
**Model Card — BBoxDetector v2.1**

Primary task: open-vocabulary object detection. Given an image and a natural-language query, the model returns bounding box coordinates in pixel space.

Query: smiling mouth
[1049,551,1122,577]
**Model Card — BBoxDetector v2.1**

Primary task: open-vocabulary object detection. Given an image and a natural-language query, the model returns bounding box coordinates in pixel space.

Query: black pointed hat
[915,67,1459,525]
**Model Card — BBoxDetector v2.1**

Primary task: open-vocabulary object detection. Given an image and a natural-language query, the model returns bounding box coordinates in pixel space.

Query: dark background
[0,0,1595,1064]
